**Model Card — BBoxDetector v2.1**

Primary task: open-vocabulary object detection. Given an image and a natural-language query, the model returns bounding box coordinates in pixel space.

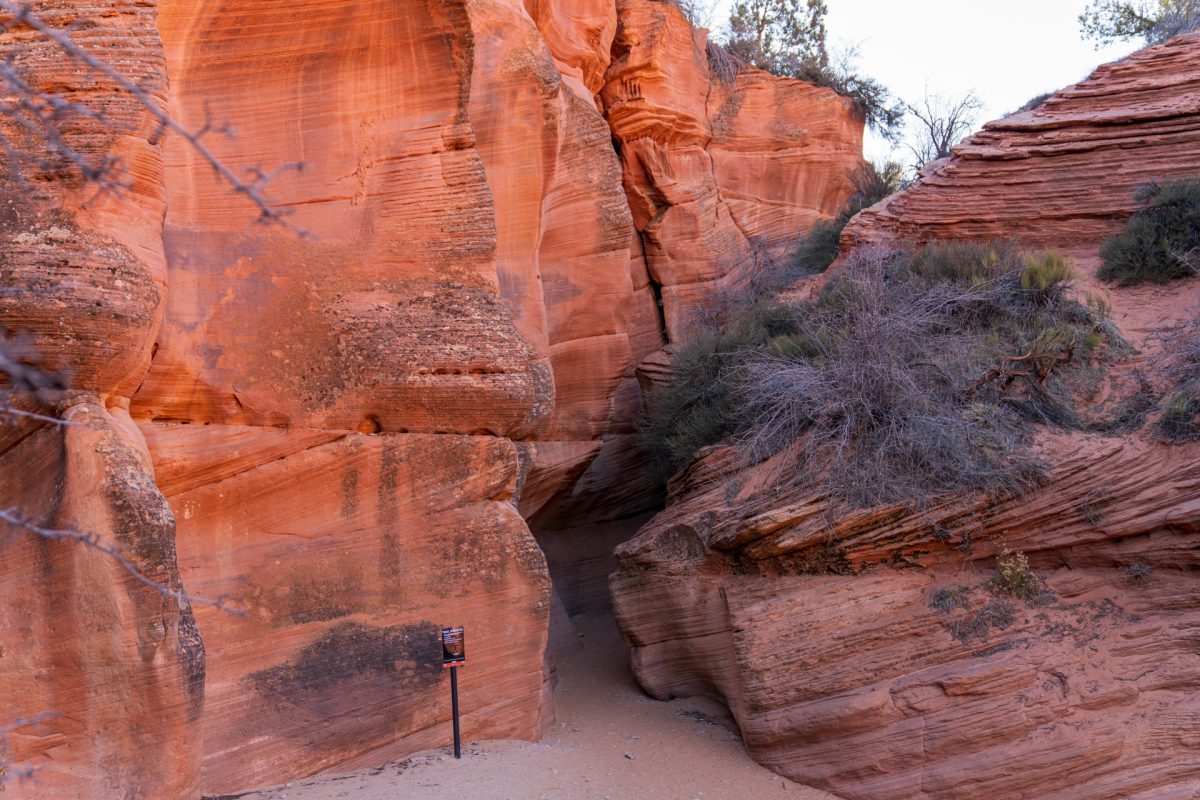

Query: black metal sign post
[449,664,461,759]
[441,626,466,759]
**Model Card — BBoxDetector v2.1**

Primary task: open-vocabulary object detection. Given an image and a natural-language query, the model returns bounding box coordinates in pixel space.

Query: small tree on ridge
[1079,0,1200,46]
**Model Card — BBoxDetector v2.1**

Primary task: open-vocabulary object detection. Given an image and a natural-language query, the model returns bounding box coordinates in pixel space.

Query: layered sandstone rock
[1,0,859,797]
[614,33,1200,800]
[842,31,1200,254]
[613,434,1200,799]
[530,0,862,601]
[141,1,557,793]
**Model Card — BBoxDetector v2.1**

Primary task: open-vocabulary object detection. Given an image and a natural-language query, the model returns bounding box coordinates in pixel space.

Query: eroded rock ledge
[614,434,1200,799]
[843,31,1200,252]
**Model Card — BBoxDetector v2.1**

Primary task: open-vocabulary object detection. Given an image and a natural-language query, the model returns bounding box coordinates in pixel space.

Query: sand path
[216,614,838,800]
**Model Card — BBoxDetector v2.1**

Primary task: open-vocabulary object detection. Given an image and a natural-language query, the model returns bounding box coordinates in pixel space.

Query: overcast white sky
[708,0,1140,162]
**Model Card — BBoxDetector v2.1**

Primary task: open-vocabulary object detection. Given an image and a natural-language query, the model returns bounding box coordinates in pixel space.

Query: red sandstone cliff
[0,3,201,797]
[0,1,860,797]
[613,33,1200,800]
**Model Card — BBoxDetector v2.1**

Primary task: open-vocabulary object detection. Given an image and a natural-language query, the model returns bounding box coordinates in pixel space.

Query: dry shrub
[642,240,1118,506]
[988,543,1041,600]
[1163,315,1200,388]
[1017,92,1053,113]
[638,290,797,477]
[1122,562,1153,583]
[650,0,721,31]
[1155,310,1200,440]
[948,599,1017,642]
[706,40,747,86]
[1157,393,1200,440]
[1151,2,1200,42]
[736,243,1105,507]
[931,586,971,614]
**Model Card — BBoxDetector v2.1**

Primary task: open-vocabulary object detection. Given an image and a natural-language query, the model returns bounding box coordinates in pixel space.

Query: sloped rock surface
[842,32,1200,253]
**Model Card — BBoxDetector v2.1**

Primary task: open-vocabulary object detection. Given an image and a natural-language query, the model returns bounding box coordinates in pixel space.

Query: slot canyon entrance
[202,511,836,800]
[211,607,833,800]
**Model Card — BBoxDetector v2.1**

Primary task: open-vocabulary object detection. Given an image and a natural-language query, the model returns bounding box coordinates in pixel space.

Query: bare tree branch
[904,89,983,175]
[0,0,305,229]
[1080,0,1200,46]
[0,712,60,786]
[0,507,244,615]
[0,333,68,426]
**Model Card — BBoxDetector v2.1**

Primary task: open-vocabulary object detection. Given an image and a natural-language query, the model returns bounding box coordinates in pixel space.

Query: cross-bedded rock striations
[613,33,1200,800]
[0,0,860,797]
[0,4,204,798]
[842,31,1200,253]
[613,434,1200,799]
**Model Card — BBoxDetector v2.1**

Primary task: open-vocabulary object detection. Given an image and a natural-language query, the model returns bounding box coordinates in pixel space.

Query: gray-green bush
[637,292,798,477]
[640,240,1119,507]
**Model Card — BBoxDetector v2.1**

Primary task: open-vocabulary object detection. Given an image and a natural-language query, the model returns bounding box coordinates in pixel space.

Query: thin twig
[0,0,304,229]
[0,712,59,785]
[0,508,245,615]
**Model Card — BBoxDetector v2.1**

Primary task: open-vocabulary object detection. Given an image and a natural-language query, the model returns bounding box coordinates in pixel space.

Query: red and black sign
[441,626,465,668]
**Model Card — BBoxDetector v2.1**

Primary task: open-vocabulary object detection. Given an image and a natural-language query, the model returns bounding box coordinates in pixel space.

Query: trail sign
[441,625,465,759]
[441,625,465,668]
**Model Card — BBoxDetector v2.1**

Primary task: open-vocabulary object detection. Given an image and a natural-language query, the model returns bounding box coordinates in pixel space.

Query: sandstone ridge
[614,32,1200,800]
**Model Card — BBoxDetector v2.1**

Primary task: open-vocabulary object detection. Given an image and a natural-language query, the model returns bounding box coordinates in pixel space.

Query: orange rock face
[613,33,1200,800]
[0,4,202,798]
[0,1,859,798]
[141,1,557,794]
[602,0,863,338]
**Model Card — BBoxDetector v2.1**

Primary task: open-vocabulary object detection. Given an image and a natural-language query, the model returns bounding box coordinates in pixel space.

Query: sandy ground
[218,614,840,800]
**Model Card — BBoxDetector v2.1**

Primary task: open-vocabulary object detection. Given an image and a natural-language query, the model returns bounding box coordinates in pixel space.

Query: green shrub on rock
[988,543,1041,600]
[1098,177,1200,286]
[790,161,905,274]
[909,240,1021,286]
[1021,251,1075,303]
